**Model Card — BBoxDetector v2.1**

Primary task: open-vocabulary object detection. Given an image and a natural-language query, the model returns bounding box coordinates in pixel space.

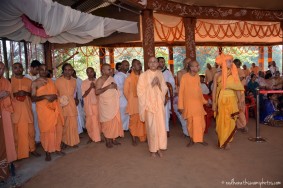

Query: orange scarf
[215,54,239,89]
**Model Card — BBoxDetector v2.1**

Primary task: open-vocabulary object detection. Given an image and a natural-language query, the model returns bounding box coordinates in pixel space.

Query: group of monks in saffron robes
[0,52,248,180]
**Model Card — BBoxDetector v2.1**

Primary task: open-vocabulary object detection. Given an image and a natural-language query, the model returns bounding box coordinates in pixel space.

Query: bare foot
[30,151,41,157]
[198,141,208,146]
[106,140,113,148]
[241,127,248,134]
[112,139,121,145]
[132,137,138,146]
[150,153,157,158]
[157,150,163,158]
[87,139,93,144]
[61,143,67,150]
[45,152,51,161]
[55,151,66,156]
[186,138,194,147]
[224,143,231,150]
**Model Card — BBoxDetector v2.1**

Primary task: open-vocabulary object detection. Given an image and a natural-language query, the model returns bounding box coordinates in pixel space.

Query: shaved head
[12,62,24,76]
[101,63,112,76]
[148,57,159,71]
[187,60,200,74]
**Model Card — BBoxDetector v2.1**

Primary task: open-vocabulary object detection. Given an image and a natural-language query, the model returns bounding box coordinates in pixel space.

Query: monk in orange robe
[55,63,80,148]
[11,63,40,159]
[96,64,124,148]
[31,64,65,161]
[82,67,101,143]
[0,62,17,180]
[178,60,208,146]
[137,57,168,158]
[124,59,146,146]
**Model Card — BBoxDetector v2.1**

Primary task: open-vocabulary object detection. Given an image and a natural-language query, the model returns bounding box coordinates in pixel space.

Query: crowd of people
[1,55,282,182]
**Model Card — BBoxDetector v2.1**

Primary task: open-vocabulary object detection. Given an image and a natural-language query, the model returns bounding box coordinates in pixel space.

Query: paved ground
[1,118,283,188]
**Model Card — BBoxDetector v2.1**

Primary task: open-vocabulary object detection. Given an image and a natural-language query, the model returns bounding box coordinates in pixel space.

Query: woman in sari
[212,54,244,150]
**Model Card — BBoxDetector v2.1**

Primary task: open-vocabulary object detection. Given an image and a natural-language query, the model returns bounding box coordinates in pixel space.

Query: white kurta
[114,72,129,130]
[25,74,40,143]
[162,68,176,132]
[173,96,188,136]
[76,77,85,134]
[201,83,210,95]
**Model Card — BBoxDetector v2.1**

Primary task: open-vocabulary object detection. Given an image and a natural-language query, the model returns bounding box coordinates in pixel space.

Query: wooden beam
[99,41,283,48]
[71,0,88,9]
[141,9,155,70]
[56,52,79,69]
[119,0,145,10]
[146,0,283,22]
[2,39,9,78]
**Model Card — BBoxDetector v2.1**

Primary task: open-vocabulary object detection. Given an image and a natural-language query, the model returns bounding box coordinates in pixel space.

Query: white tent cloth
[0,0,138,44]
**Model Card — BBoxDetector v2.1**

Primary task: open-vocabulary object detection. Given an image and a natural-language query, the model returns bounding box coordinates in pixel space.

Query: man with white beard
[114,60,130,131]
[157,57,175,137]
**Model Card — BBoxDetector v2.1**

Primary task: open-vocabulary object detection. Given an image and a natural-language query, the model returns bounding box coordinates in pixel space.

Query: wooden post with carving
[282,22,283,73]
[168,46,174,75]
[183,17,196,61]
[44,41,53,70]
[2,39,9,78]
[142,9,155,70]
[108,48,115,70]
[99,47,106,66]
[258,46,264,71]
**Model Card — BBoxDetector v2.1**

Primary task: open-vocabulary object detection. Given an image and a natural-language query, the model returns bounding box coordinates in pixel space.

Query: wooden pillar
[43,41,52,70]
[168,46,174,75]
[183,17,196,61]
[23,41,29,74]
[142,9,155,70]
[108,48,115,69]
[99,47,106,66]
[258,46,264,71]
[268,46,273,67]
[281,22,283,73]
[2,39,9,78]
[218,46,223,55]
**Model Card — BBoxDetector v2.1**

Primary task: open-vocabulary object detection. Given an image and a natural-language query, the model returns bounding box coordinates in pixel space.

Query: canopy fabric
[153,13,282,44]
[0,0,138,44]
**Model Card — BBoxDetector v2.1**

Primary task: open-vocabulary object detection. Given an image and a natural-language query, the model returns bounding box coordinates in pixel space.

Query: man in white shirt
[114,60,130,131]
[25,60,41,144]
[72,70,85,135]
[157,57,175,136]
